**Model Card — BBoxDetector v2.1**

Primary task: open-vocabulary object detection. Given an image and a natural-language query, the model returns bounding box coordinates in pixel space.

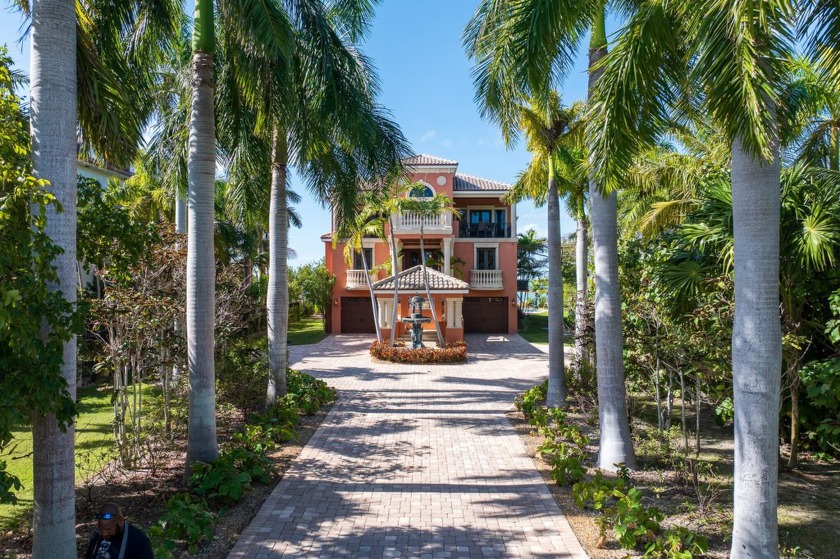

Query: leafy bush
[190,455,253,504]
[533,407,590,486]
[150,493,215,555]
[514,379,548,422]
[799,359,840,456]
[216,337,268,419]
[370,341,467,363]
[287,369,336,412]
[573,468,707,557]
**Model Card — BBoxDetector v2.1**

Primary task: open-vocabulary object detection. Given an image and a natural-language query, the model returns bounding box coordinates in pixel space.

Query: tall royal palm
[217,0,407,402]
[464,0,637,467]
[509,102,591,378]
[583,0,840,553]
[501,93,582,407]
[26,1,77,553]
[184,0,219,468]
[15,0,180,552]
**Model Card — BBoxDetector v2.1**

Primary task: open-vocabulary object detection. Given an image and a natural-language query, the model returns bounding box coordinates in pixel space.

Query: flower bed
[370,340,467,363]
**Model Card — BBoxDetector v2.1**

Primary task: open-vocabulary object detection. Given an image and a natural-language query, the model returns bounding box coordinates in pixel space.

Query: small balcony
[392,211,452,233]
[346,269,375,289]
[458,221,512,238]
[469,269,503,290]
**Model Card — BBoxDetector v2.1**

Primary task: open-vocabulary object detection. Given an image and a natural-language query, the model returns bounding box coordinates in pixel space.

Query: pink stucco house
[322,154,519,343]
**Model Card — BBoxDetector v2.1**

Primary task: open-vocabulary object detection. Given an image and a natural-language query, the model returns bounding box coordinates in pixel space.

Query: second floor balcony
[392,211,452,234]
[458,221,512,238]
[346,269,375,289]
[469,269,503,290]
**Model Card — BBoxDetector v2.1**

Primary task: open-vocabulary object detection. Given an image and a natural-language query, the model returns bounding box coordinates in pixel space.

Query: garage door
[341,297,376,333]
[463,297,508,333]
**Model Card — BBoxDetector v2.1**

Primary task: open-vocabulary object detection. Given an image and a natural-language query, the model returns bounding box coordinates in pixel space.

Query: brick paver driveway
[228,334,587,559]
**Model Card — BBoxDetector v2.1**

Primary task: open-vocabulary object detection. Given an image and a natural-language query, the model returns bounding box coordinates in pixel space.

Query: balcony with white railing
[392,211,452,234]
[345,269,375,289]
[469,269,503,290]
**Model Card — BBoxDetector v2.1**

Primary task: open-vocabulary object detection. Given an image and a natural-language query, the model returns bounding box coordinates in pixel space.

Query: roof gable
[370,265,469,292]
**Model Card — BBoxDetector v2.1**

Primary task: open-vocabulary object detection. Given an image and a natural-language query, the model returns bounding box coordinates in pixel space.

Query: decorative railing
[393,211,452,232]
[346,270,374,289]
[469,269,503,290]
[458,221,512,238]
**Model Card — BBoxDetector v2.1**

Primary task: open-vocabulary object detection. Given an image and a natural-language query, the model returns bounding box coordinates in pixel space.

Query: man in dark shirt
[84,503,154,559]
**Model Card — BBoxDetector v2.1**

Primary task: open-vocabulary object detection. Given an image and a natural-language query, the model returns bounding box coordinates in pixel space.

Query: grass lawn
[0,386,115,530]
[288,316,328,345]
[518,310,549,344]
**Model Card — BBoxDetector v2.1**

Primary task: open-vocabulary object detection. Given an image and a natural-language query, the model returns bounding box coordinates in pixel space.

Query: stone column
[454,298,463,328]
[443,237,452,276]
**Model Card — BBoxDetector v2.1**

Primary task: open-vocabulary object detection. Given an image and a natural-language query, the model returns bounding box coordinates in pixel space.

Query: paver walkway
[228,334,587,559]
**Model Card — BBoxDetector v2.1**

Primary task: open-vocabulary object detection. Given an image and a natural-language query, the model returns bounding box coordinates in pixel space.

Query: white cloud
[420,130,436,142]
[519,223,546,238]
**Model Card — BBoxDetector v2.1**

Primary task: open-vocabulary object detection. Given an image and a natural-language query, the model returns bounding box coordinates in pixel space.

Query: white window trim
[474,242,500,270]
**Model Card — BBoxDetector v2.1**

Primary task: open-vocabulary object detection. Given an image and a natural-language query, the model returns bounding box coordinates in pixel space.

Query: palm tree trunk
[266,130,289,404]
[175,191,187,233]
[546,171,566,407]
[388,216,400,347]
[588,9,636,470]
[361,251,383,343]
[419,225,445,346]
[184,0,219,472]
[29,0,77,553]
[575,215,590,376]
[730,137,781,558]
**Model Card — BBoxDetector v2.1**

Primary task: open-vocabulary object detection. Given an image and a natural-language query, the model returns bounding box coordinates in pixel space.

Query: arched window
[408,183,434,198]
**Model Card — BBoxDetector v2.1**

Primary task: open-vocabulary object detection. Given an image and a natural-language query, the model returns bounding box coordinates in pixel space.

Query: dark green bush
[150,493,215,555]
[190,457,252,504]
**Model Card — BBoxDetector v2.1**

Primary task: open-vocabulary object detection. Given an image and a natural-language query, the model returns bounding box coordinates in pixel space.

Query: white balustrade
[345,269,373,289]
[469,269,503,289]
[393,211,452,232]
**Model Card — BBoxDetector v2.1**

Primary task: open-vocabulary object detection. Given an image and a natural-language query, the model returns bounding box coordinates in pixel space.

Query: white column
[510,203,517,238]
[443,237,452,275]
[381,299,392,328]
[454,298,463,328]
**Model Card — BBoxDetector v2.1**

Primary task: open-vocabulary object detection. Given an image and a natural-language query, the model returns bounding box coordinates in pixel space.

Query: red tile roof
[371,265,469,292]
[403,154,458,166]
[453,173,511,192]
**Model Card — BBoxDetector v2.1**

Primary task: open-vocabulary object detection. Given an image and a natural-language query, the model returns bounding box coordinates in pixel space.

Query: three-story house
[323,154,519,343]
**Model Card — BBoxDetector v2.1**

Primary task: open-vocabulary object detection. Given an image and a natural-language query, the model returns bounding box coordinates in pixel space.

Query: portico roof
[370,265,469,294]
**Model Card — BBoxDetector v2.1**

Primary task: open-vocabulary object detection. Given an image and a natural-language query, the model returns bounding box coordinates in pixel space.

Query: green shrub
[644,526,709,558]
[216,337,268,419]
[190,457,252,504]
[150,493,215,555]
[514,379,548,422]
[574,468,706,557]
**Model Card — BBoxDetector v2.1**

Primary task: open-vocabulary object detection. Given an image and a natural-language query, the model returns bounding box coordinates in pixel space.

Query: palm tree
[510,112,591,375]
[26,2,78,553]
[498,93,582,407]
[184,0,220,469]
[400,185,460,347]
[465,2,637,467]
[216,0,407,402]
[335,189,389,344]
[14,0,180,551]
[583,0,840,553]
[516,228,547,309]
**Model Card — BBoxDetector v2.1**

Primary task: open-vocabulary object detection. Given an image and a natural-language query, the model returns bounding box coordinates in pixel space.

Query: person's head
[95,503,125,539]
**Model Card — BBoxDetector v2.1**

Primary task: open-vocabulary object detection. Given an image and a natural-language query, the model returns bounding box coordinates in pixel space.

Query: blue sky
[0,1,592,266]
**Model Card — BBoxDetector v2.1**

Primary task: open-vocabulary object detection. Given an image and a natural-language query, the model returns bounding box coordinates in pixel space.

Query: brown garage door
[341,297,376,333]
[463,297,508,333]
